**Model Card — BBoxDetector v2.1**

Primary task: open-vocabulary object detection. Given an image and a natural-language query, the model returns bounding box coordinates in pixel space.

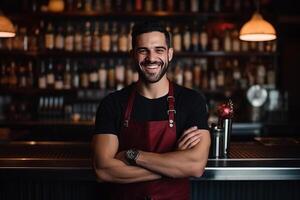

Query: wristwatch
[125,148,140,165]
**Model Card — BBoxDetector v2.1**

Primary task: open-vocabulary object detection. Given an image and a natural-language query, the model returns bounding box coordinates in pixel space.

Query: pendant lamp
[239,1,276,41]
[0,11,15,38]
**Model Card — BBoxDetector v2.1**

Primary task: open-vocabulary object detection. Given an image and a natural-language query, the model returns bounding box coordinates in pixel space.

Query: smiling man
[92,21,211,200]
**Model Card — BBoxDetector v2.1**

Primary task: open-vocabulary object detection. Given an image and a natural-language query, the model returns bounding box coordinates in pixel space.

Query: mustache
[140,60,164,66]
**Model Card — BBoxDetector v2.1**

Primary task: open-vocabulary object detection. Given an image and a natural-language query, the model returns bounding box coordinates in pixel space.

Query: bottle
[65,23,74,51]
[54,63,64,90]
[191,21,199,52]
[173,61,183,85]
[0,63,8,88]
[115,0,123,12]
[135,0,143,11]
[46,59,55,89]
[172,25,182,52]
[256,63,266,85]
[200,58,208,89]
[55,25,64,50]
[183,61,193,89]
[75,0,84,10]
[193,59,202,89]
[190,0,199,12]
[101,22,111,52]
[125,0,133,12]
[118,24,128,52]
[89,64,99,89]
[215,59,225,89]
[66,0,74,11]
[203,0,210,12]
[232,29,240,52]
[107,59,115,89]
[72,61,80,89]
[156,0,164,11]
[84,0,92,11]
[182,25,191,52]
[28,25,39,51]
[223,29,232,52]
[83,21,92,52]
[74,24,83,51]
[125,60,133,86]
[92,22,101,52]
[94,0,103,12]
[211,32,220,51]
[166,0,174,12]
[98,60,107,89]
[127,22,134,51]
[18,63,27,88]
[103,0,112,12]
[20,27,29,51]
[38,61,47,89]
[199,24,208,51]
[232,59,241,89]
[45,22,55,50]
[144,0,153,12]
[64,59,72,89]
[214,0,221,12]
[8,62,17,88]
[80,63,89,88]
[115,59,125,90]
[267,64,276,88]
[27,61,34,88]
[39,21,46,51]
[110,22,119,52]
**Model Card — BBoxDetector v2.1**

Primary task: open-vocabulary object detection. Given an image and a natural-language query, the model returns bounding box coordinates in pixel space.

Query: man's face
[133,31,173,83]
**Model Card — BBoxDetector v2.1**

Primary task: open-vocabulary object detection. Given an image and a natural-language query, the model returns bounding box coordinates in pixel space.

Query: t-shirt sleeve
[185,92,209,130]
[94,94,121,135]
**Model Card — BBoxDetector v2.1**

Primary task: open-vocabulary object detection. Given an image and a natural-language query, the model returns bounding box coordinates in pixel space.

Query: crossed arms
[92,126,210,184]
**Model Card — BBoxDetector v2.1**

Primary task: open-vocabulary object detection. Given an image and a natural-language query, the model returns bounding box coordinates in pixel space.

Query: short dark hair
[131,21,171,49]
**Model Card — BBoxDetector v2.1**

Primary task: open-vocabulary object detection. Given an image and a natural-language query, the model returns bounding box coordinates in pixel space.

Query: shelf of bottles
[0,0,278,125]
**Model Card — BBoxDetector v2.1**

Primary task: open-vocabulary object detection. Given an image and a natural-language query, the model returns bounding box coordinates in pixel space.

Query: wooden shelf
[0,120,94,128]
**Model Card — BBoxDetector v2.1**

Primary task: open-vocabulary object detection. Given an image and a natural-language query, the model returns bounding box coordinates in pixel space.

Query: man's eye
[156,49,165,53]
[137,49,147,54]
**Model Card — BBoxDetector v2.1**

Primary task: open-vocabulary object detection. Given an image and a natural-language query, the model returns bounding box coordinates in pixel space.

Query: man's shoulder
[102,84,134,104]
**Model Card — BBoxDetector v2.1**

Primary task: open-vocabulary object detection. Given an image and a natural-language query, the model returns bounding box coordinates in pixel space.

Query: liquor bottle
[199,24,208,51]
[241,40,249,52]
[38,61,47,89]
[54,63,64,90]
[26,61,34,88]
[172,25,182,52]
[193,59,202,89]
[8,62,17,88]
[103,0,112,12]
[39,21,46,51]
[118,24,128,52]
[80,63,89,88]
[92,22,101,52]
[145,0,153,12]
[233,0,241,12]
[191,21,199,52]
[223,29,232,52]
[98,60,107,89]
[19,27,29,51]
[215,59,225,89]
[125,0,133,12]
[18,63,27,88]
[28,25,39,51]
[115,59,125,90]
[232,59,241,89]
[55,25,64,50]
[173,61,183,85]
[84,0,92,11]
[211,32,220,51]
[267,64,275,88]
[66,0,74,11]
[75,0,84,10]
[127,22,134,51]
[94,0,103,12]
[101,22,111,52]
[65,23,74,51]
[232,29,240,52]
[45,22,55,50]
[183,61,193,89]
[107,59,115,89]
[125,60,133,86]
[115,0,123,12]
[200,58,208,90]
[46,59,55,89]
[256,63,266,85]
[0,63,8,88]
[190,0,199,12]
[72,61,80,89]
[83,21,92,52]
[156,0,164,11]
[89,64,99,89]
[111,22,119,52]
[166,0,174,12]
[214,0,221,12]
[64,59,72,89]
[203,0,210,12]
[182,25,191,52]
[135,0,143,11]
[209,70,217,91]
[74,24,83,51]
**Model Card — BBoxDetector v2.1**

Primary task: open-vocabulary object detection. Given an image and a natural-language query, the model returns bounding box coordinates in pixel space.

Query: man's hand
[177,126,203,150]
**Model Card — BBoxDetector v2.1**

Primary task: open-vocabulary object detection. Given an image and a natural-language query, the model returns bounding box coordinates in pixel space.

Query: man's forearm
[136,132,210,178]
[94,158,161,184]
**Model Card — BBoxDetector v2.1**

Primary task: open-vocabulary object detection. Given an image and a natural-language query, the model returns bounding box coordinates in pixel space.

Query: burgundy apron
[106,82,190,200]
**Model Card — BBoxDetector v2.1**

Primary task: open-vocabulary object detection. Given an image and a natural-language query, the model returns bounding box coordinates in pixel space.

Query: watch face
[247,85,268,107]
[127,149,136,160]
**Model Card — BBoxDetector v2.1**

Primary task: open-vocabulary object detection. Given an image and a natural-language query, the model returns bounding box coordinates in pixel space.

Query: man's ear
[168,48,174,62]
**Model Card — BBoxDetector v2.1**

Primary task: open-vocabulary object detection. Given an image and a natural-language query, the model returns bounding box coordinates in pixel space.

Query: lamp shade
[239,12,276,41]
[0,15,16,38]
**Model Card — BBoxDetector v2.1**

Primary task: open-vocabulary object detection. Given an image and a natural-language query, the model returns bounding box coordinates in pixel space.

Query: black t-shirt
[94,83,209,139]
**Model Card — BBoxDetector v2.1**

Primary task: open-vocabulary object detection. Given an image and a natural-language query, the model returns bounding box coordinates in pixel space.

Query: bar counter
[0,138,300,200]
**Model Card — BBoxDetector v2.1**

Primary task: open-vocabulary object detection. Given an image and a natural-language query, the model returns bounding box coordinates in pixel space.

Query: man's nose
[145,51,156,62]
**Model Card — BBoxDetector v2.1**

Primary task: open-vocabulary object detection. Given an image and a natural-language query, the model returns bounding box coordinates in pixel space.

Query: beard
[136,58,170,83]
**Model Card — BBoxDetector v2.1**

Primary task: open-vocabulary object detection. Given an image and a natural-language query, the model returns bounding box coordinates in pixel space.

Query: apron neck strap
[123,81,175,128]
